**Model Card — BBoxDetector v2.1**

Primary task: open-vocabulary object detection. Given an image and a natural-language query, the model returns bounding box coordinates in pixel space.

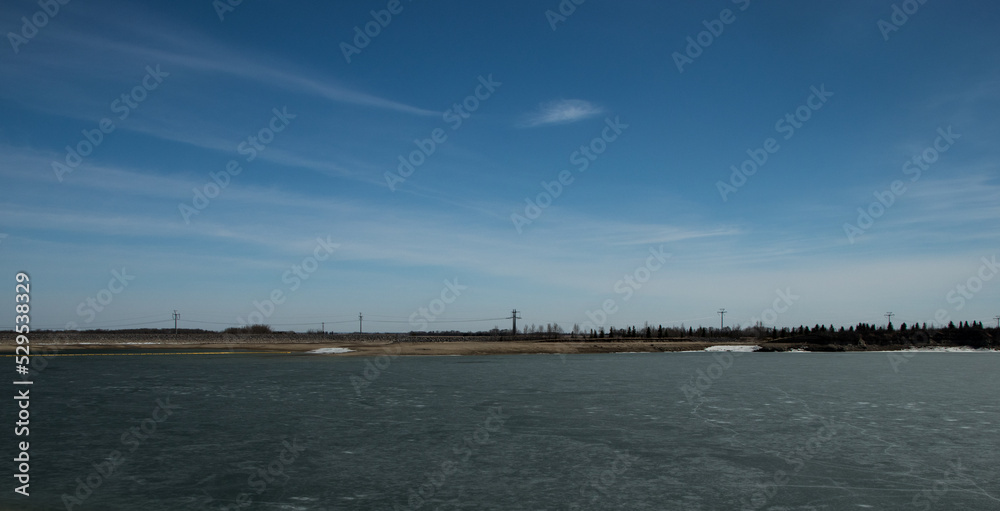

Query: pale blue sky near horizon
[1,0,999,332]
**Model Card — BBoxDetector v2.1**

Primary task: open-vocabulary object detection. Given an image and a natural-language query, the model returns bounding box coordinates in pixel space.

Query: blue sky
[2,0,999,332]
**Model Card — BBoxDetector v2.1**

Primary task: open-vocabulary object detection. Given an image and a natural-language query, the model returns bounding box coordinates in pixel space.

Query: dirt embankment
[2,332,758,356]
[5,332,974,356]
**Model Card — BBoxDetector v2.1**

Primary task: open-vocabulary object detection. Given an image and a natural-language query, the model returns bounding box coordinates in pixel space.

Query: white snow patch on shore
[69,342,166,345]
[307,347,354,354]
[704,345,760,352]
[898,347,997,353]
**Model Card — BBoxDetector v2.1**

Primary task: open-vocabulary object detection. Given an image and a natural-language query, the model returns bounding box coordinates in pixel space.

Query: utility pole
[509,309,521,335]
[994,315,999,329]
[359,313,363,334]
[718,309,726,330]
[172,310,180,334]
[885,312,894,328]
[321,322,325,334]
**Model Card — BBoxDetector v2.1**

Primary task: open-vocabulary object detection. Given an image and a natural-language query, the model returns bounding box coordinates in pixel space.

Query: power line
[362,313,511,321]
[26,319,175,330]
[49,314,175,328]
[88,313,172,324]
[659,316,716,325]
[438,317,508,323]
[98,319,174,329]
[361,317,508,324]
[184,319,356,327]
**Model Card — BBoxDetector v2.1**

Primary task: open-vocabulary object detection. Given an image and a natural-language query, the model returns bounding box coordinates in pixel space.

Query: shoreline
[4,338,996,357]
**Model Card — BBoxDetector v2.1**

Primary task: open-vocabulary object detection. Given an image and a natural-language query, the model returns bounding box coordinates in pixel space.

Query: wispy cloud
[522,99,604,127]
[0,12,437,119]
[71,32,437,117]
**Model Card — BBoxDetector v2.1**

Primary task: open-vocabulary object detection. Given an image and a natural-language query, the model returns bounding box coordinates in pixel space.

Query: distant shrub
[223,324,272,335]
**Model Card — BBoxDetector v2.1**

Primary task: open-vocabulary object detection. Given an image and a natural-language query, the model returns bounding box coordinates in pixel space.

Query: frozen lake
[6,350,999,510]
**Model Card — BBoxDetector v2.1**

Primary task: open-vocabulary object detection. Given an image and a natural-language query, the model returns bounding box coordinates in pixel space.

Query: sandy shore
[2,339,767,357]
[318,340,761,357]
[7,332,972,356]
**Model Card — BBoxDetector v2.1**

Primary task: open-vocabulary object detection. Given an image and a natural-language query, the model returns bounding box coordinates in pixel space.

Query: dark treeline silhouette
[545,320,996,348]
[780,321,996,349]
[224,324,273,335]
[470,320,998,348]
